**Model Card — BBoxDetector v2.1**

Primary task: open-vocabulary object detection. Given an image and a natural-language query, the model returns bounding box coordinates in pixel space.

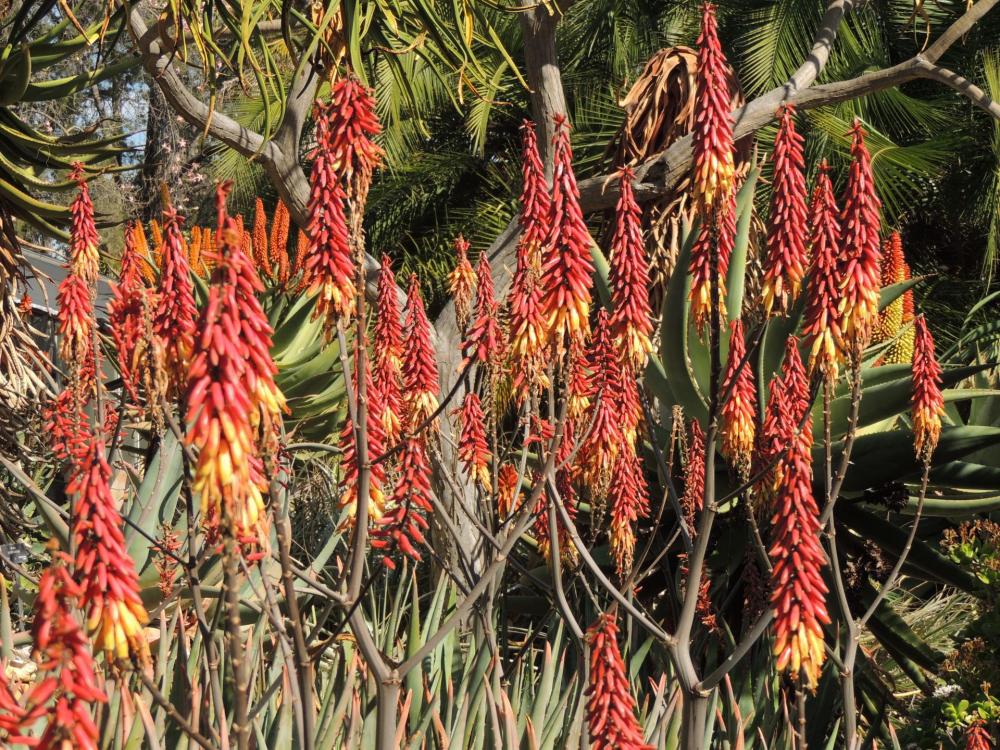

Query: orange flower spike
[768,343,829,689]
[372,437,434,568]
[186,185,273,559]
[69,440,150,663]
[761,105,809,316]
[720,318,757,474]
[153,205,197,387]
[609,168,654,369]
[564,341,592,420]
[402,275,441,431]
[304,99,357,328]
[540,114,594,356]
[579,311,622,493]
[617,361,644,448]
[69,163,100,284]
[873,231,906,344]
[882,259,916,365]
[133,222,157,286]
[270,199,292,286]
[373,256,405,445]
[683,420,706,526]
[585,612,654,750]
[912,314,944,462]
[338,347,388,522]
[457,392,492,491]
[802,162,845,378]
[25,554,107,750]
[518,119,550,271]
[326,77,383,206]
[56,272,96,392]
[449,234,477,332]
[496,463,522,521]
[461,252,502,368]
[965,721,993,750]
[838,121,882,349]
[252,197,273,279]
[108,225,148,403]
[44,388,89,462]
[609,441,650,578]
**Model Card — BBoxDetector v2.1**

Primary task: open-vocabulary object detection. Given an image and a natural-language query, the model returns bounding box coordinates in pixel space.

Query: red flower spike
[373,256,405,445]
[153,205,197,389]
[56,272,96,396]
[617,361,644,449]
[720,318,757,474]
[585,612,654,750]
[497,463,523,521]
[609,167,654,369]
[802,162,845,378]
[609,441,650,578]
[912,315,943,462]
[533,468,578,565]
[304,100,357,327]
[108,224,150,404]
[69,440,150,663]
[270,199,292,286]
[761,105,809,316]
[69,163,100,284]
[186,185,276,560]
[325,77,382,207]
[768,342,828,689]
[564,340,592,420]
[372,437,434,568]
[448,235,477,332]
[881,257,916,365]
[688,193,736,333]
[838,121,882,349]
[683,420,706,526]
[965,721,993,750]
[457,392,492,491]
[44,388,89,462]
[461,253,502,368]
[402,275,440,431]
[252,197,273,279]
[873,231,906,345]
[579,311,622,495]
[338,346,388,523]
[507,121,551,400]
[540,114,594,356]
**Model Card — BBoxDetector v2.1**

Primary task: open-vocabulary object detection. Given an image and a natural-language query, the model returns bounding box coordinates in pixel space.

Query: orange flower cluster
[609,440,650,577]
[68,163,100,284]
[108,223,151,404]
[461,253,502,369]
[8,553,108,749]
[457,392,491,491]
[579,311,622,495]
[186,185,280,559]
[56,271,95,394]
[761,105,808,316]
[540,114,593,356]
[801,162,844,378]
[838,121,882,349]
[965,721,993,750]
[269,200,292,285]
[720,318,756,475]
[585,612,653,750]
[153,206,197,389]
[69,440,150,663]
[911,314,943,462]
[252,198,273,278]
[688,2,736,331]
[565,342,592,420]
[873,232,906,344]
[44,388,89,463]
[448,235,477,332]
[608,168,653,369]
[338,348,388,523]
[496,462,522,521]
[402,275,440,431]
[325,77,382,207]
[767,338,829,689]
[373,437,434,567]
[373,256,405,445]
[683,420,706,523]
[507,121,550,400]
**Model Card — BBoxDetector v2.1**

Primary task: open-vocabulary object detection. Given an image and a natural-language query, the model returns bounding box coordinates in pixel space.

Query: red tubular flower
[17,292,32,317]
[461,253,502,368]
[838,121,882,350]
[585,612,653,750]
[373,256,405,445]
[338,345,388,523]
[108,224,149,403]
[565,341,592,420]
[448,235,477,332]
[0,671,29,744]
[303,101,357,327]
[252,198,273,279]
[372,437,434,568]
[609,168,654,369]
[761,105,809,316]
[720,319,757,474]
[768,342,828,690]
[402,275,440,431]
[609,441,650,578]
[153,206,197,388]
[579,311,622,495]
[508,121,551,399]
[688,2,737,332]
[153,526,181,599]
[69,440,150,663]
[69,163,100,284]
[617,361,644,449]
[801,162,844,378]
[540,114,594,356]
[326,77,382,207]
[26,552,107,750]
[965,721,993,750]
[186,187,273,559]
[683,420,706,525]
[56,272,96,394]
[44,388,89,462]
[873,231,906,345]
[912,314,943,462]
[496,463,522,521]
[533,469,578,565]
[270,199,292,286]
[457,392,491,491]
